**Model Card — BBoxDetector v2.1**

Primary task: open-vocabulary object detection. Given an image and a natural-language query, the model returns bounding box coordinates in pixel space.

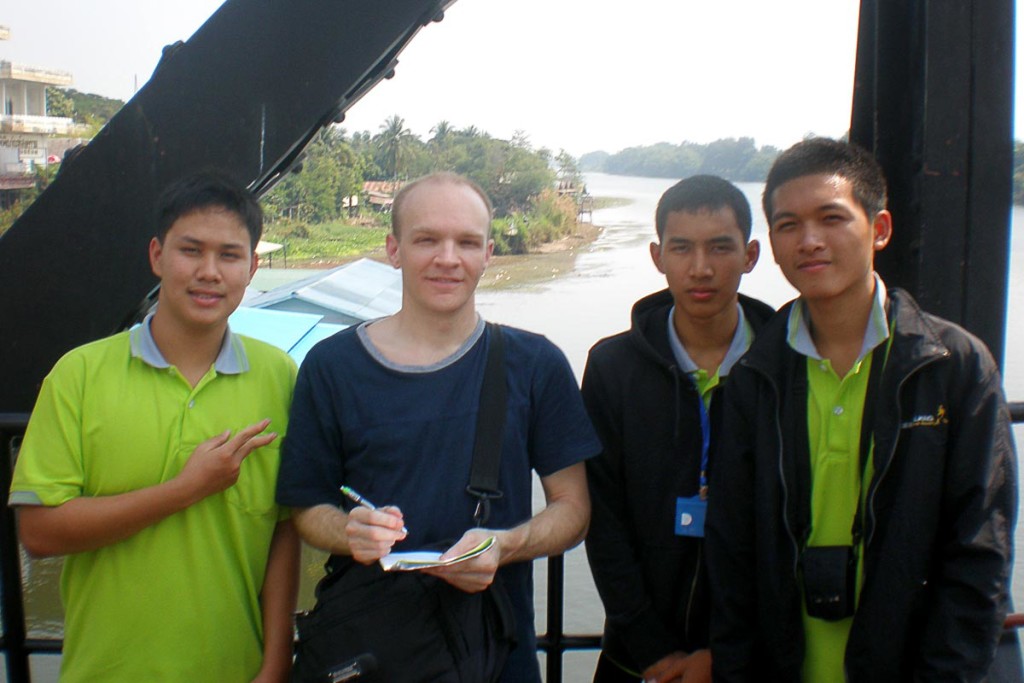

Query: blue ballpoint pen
[340,485,408,535]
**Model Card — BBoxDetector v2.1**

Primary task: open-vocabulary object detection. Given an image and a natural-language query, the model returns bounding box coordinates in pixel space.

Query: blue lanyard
[696,383,711,499]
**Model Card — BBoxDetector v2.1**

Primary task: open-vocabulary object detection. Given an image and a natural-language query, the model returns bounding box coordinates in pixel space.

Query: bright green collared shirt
[10,317,297,682]
[786,276,890,682]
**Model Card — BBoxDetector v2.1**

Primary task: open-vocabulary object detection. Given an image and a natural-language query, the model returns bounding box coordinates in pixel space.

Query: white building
[0,24,76,205]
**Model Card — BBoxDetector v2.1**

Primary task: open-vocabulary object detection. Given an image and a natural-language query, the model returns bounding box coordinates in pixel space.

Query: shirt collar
[129,312,249,374]
[786,273,889,361]
[667,302,753,376]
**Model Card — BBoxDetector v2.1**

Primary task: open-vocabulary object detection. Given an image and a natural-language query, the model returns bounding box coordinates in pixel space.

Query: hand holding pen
[340,485,408,564]
[341,485,409,535]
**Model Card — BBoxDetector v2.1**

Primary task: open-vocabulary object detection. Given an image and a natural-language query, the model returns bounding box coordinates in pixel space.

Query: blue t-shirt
[277,320,600,682]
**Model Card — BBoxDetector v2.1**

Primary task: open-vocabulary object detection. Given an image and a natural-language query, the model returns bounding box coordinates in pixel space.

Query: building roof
[243,257,402,325]
[362,180,403,195]
[0,174,34,190]
[228,307,346,366]
[0,61,73,86]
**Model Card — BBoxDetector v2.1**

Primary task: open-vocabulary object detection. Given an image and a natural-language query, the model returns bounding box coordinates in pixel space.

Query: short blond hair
[390,172,493,236]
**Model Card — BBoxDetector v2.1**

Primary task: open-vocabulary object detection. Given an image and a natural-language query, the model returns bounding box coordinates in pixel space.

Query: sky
[1,1,1020,157]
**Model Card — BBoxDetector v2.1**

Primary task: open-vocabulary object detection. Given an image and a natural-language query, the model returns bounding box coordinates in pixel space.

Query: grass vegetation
[262,217,389,264]
[260,187,583,266]
[592,196,632,210]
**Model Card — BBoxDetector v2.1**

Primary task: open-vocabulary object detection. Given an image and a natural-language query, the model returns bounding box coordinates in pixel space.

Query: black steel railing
[4,404,1024,682]
[0,414,32,683]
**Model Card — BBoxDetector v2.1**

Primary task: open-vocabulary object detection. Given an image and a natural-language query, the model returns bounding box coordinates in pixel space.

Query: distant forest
[580,137,780,182]
[45,87,124,136]
[32,90,1024,205]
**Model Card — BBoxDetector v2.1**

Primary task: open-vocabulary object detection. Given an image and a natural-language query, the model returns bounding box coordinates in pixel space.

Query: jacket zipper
[684,543,702,642]
[773,385,801,576]
[864,352,945,547]
[749,363,801,575]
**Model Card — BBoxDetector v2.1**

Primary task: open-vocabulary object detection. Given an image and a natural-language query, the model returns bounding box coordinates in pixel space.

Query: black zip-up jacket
[582,289,775,674]
[705,288,1017,682]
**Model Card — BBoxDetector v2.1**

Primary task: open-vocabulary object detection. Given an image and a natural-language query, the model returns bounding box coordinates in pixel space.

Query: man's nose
[196,253,221,279]
[690,249,713,276]
[431,239,455,265]
[797,224,825,251]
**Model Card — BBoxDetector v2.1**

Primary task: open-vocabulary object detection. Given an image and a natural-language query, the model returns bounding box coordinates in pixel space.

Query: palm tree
[429,120,453,146]
[376,115,413,180]
[429,120,455,170]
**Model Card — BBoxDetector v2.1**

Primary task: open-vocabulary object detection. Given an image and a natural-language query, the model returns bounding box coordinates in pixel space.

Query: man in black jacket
[583,175,774,683]
[705,138,1017,682]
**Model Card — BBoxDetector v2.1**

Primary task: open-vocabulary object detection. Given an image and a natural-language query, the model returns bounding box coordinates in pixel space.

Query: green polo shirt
[786,277,890,682]
[10,317,297,682]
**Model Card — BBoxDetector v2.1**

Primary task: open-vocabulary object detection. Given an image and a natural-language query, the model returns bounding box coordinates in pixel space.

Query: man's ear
[148,237,164,278]
[649,241,665,274]
[872,210,893,251]
[385,233,401,269]
[248,250,259,282]
[744,239,761,273]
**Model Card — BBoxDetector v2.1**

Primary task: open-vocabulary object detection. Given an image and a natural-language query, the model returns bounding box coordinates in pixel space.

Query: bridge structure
[0,0,1020,680]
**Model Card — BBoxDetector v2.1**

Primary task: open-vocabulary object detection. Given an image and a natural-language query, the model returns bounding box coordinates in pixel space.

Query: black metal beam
[0,0,455,414]
[850,0,1015,367]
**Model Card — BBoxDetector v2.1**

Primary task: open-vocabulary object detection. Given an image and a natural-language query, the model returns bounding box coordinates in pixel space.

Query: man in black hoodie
[582,176,775,683]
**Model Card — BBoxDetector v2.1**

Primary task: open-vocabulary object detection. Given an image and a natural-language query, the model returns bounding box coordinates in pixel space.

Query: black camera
[801,545,856,621]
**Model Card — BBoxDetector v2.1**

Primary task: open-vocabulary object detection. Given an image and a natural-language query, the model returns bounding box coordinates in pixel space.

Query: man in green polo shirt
[705,138,1016,681]
[10,171,299,682]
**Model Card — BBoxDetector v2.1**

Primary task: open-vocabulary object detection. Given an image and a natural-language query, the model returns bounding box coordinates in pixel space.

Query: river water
[14,172,1024,681]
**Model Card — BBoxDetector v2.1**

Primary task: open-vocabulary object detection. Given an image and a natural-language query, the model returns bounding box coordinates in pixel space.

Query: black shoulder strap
[467,322,507,527]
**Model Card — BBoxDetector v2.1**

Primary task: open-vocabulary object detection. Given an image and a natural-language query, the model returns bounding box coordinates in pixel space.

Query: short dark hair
[155,170,263,249]
[762,137,887,221]
[655,175,753,242]
[391,172,493,237]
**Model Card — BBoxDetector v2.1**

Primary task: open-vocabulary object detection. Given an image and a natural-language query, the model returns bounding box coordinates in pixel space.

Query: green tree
[699,137,757,178]
[579,150,610,172]
[45,87,74,118]
[262,128,366,222]
[375,115,414,180]
[0,165,58,235]
[429,121,455,170]
[430,120,454,145]
[555,149,582,186]
[740,145,780,182]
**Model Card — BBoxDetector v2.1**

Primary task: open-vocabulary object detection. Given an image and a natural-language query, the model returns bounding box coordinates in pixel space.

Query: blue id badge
[675,496,707,537]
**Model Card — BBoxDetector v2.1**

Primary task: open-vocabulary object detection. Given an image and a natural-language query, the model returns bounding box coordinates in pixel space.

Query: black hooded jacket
[705,288,1017,682]
[582,289,775,674]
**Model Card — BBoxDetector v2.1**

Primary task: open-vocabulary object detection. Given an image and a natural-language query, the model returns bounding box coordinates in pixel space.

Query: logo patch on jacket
[900,405,949,429]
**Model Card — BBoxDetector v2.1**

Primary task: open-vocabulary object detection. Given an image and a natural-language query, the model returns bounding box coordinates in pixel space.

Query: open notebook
[379,536,496,572]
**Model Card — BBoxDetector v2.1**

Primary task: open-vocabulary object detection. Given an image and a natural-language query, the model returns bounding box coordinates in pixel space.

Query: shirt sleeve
[10,353,87,507]
[526,337,601,477]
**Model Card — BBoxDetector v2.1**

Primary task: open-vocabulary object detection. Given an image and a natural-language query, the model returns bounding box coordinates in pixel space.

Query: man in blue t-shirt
[276,172,601,682]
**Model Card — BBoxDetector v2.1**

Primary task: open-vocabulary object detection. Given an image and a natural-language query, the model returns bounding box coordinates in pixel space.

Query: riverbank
[260,219,604,290]
[481,219,601,289]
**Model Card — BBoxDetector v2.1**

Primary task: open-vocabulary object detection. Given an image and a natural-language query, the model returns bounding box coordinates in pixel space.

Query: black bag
[291,560,517,682]
[291,324,515,683]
